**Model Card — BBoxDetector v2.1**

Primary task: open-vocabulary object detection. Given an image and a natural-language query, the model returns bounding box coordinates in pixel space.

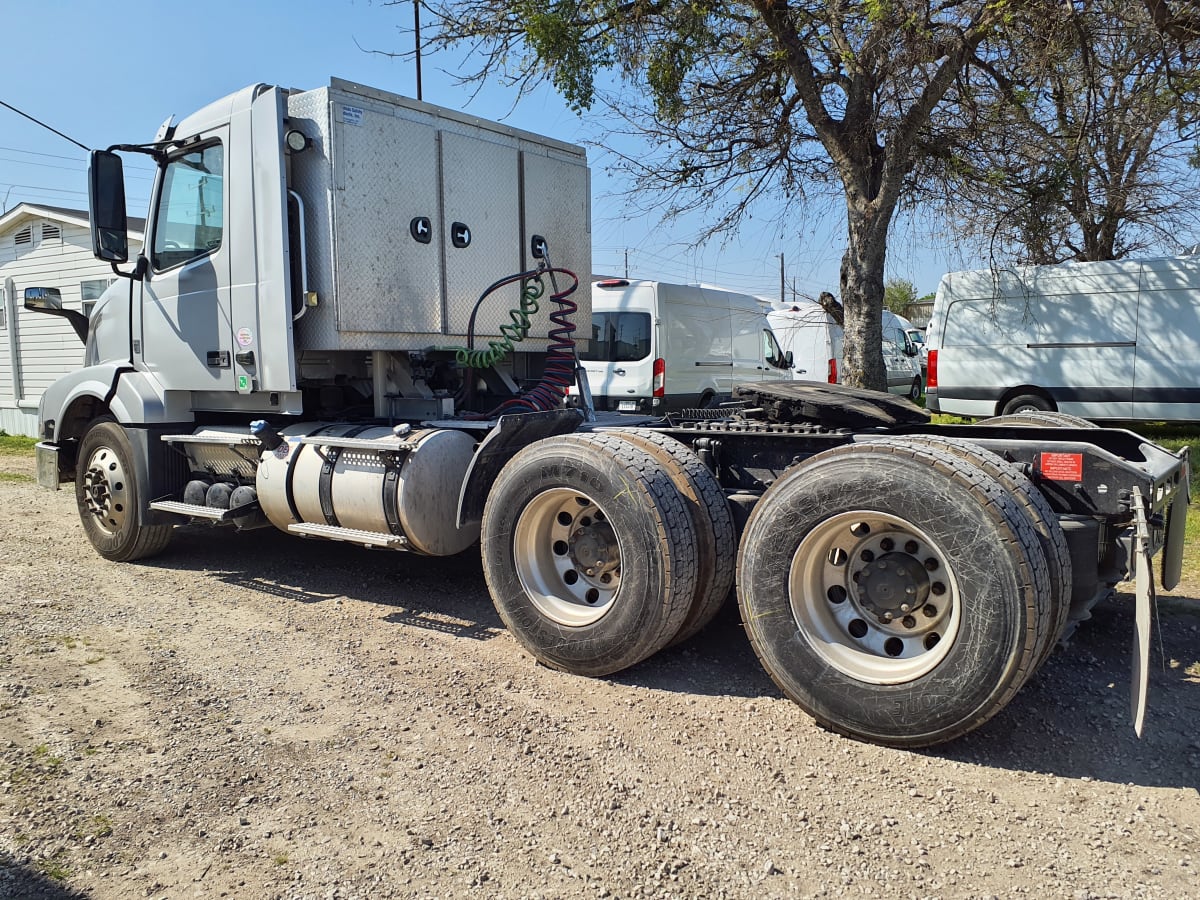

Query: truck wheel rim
[514,488,621,627]
[82,445,130,537]
[789,511,960,684]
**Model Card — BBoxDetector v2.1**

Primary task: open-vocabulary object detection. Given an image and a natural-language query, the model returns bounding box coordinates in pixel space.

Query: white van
[925,254,1200,421]
[767,303,924,400]
[573,279,793,413]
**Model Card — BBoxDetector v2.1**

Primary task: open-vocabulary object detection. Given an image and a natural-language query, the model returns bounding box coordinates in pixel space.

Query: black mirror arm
[110,256,147,282]
[30,306,89,344]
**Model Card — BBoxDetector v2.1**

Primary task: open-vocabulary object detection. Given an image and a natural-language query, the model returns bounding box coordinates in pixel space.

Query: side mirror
[89,150,129,263]
[784,350,794,369]
[24,287,89,344]
[23,286,64,311]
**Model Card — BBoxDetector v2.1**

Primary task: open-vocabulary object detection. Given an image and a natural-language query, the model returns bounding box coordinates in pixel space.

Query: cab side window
[152,143,224,271]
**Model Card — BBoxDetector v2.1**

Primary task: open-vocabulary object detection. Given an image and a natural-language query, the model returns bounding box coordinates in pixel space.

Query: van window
[582,311,652,362]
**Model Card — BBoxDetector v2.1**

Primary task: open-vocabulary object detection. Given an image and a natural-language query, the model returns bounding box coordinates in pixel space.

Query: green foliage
[884,278,918,314]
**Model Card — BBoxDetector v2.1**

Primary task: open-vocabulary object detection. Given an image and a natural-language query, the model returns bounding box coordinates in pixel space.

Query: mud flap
[1131,487,1154,737]
[1160,447,1189,592]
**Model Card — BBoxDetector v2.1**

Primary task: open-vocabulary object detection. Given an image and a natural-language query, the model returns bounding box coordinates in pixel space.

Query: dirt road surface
[1,460,1198,899]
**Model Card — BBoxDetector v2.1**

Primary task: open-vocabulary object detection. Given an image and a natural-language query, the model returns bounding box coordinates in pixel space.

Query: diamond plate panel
[333,104,443,334]
[442,131,522,337]
[522,149,592,346]
[283,80,590,353]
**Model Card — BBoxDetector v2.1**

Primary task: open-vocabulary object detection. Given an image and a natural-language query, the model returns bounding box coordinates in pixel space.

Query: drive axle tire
[76,418,174,562]
[481,433,698,676]
[606,428,736,644]
[736,441,1052,748]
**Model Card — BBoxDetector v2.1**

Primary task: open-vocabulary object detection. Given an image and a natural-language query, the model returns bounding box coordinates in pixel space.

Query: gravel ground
[1,461,1198,899]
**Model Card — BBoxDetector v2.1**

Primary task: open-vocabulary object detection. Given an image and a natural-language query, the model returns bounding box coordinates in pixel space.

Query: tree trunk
[839,201,888,392]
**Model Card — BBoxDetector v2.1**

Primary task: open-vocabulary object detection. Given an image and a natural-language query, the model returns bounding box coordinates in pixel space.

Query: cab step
[287,522,409,549]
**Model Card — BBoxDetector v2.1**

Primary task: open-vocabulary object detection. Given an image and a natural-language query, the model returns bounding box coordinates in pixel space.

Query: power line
[0,144,157,173]
[0,155,155,180]
[0,99,90,153]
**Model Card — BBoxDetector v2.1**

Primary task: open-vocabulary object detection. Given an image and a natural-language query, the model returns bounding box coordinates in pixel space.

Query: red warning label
[1039,452,1084,482]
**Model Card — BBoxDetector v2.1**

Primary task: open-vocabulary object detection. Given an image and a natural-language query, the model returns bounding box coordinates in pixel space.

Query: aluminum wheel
[790,510,961,683]
[81,444,131,538]
[513,488,622,627]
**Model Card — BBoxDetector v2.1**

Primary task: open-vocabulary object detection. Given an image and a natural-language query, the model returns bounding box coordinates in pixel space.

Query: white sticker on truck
[341,105,364,126]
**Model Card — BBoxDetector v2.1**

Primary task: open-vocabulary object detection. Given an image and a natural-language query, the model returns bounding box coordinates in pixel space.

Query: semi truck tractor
[24,78,1189,748]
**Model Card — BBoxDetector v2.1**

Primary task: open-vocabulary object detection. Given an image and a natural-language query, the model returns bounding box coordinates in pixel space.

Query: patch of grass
[87,815,113,839]
[35,851,70,881]
[84,656,105,665]
[0,472,34,483]
[273,853,289,865]
[31,744,63,770]
[0,434,37,455]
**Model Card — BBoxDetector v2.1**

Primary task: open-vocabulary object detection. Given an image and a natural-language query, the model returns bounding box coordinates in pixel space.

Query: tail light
[652,358,666,397]
[927,350,938,389]
[827,358,838,383]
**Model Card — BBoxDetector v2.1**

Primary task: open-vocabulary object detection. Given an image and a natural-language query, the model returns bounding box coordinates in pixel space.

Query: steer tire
[481,433,698,676]
[605,428,736,644]
[76,418,174,562]
[736,441,1052,748]
[864,435,1070,668]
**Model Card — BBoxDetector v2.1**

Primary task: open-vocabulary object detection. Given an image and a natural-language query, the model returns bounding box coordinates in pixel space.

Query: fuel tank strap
[382,453,405,537]
[316,425,375,527]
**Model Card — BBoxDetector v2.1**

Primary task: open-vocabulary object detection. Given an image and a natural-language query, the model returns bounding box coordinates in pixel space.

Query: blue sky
[1,0,970,299]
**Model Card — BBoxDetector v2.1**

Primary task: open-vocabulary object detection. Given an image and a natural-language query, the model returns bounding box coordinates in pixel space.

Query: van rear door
[1133,256,1200,420]
[579,283,656,411]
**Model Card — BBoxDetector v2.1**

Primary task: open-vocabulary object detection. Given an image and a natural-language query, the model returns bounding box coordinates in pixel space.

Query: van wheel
[736,441,1052,747]
[1001,393,1054,415]
[481,433,697,676]
[76,418,174,562]
[907,376,923,401]
[606,428,736,644]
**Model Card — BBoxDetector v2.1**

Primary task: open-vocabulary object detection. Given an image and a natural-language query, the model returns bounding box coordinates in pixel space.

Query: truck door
[140,133,235,393]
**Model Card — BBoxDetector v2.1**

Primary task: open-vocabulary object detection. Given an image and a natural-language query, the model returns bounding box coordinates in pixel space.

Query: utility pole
[413,0,423,101]
[624,249,629,279]
[777,253,785,306]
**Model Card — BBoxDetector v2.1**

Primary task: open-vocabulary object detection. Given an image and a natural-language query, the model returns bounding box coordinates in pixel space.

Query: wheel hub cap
[513,489,622,627]
[82,446,129,536]
[789,512,961,684]
[858,552,931,619]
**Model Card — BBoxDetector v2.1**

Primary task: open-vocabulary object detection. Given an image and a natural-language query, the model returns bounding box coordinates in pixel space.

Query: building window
[81,278,115,318]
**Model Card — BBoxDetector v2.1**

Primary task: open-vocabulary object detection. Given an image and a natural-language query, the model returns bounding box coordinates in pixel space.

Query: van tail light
[652,358,666,397]
[927,350,938,389]
[827,358,838,383]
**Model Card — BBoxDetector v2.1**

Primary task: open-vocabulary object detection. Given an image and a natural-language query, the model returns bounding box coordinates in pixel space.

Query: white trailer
[23,79,1190,749]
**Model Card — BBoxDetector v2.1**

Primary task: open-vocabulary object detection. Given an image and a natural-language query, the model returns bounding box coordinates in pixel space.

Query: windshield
[582,311,652,362]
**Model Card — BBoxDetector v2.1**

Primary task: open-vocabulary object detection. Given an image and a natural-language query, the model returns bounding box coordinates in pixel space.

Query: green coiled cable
[451,276,545,369]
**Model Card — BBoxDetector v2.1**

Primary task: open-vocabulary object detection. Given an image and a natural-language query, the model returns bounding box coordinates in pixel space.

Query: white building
[0,204,145,437]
